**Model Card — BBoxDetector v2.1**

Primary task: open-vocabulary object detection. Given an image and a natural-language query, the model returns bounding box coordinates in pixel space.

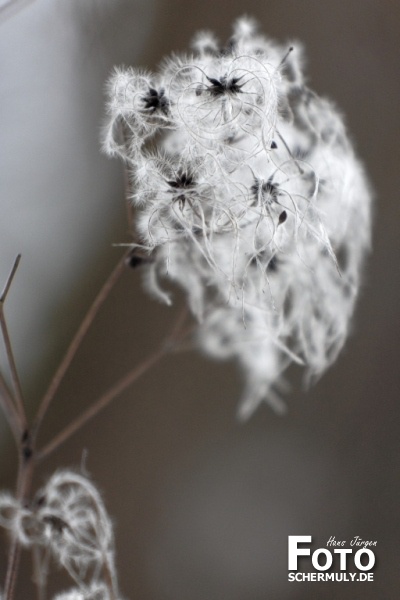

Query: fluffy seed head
[0,471,119,594]
[104,17,372,415]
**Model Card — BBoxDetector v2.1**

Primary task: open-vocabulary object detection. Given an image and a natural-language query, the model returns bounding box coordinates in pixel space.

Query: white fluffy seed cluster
[0,472,120,599]
[104,17,372,416]
[53,582,111,600]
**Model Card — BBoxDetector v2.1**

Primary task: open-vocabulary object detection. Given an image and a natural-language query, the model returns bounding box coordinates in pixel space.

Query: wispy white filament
[104,16,372,415]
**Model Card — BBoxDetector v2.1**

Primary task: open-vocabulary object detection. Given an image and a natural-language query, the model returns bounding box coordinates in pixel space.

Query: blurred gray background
[0,0,399,598]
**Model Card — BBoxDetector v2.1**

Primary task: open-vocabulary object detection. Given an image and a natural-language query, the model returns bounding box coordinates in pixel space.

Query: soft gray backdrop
[0,1,399,598]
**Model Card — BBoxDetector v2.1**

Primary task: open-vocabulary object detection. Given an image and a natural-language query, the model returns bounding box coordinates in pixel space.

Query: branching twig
[36,307,190,461]
[36,346,165,461]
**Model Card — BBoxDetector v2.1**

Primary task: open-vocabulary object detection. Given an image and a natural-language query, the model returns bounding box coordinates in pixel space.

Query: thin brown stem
[166,305,189,343]
[37,306,191,462]
[0,312,26,429]
[0,255,21,304]
[32,251,129,438]
[0,255,26,429]
[0,256,30,599]
[36,346,165,461]
[0,372,21,443]
[4,450,35,600]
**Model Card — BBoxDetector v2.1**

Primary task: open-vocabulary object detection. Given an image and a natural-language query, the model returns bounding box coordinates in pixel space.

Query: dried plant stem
[4,452,35,600]
[0,256,30,599]
[37,346,165,461]
[0,372,21,443]
[1,253,130,598]
[0,255,27,430]
[0,314,26,428]
[37,306,190,462]
[166,305,189,342]
[0,255,21,306]
[0,246,190,597]
[32,251,129,438]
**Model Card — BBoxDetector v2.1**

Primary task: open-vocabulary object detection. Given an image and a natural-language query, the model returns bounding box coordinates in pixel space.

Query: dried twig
[32,251,129,438]
[0,256,26,429]
[37,306,190,461]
